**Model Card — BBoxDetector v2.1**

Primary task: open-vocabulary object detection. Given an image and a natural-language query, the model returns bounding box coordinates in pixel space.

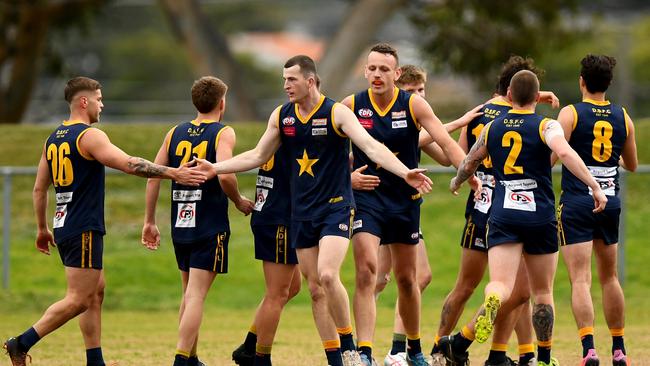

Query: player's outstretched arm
[418,104,483,147]
[193,108,282,179]
[78,128,206,186]
[539,91,560,109]
[544,119,607,212]
[142,130,173,250]
[450,125,488,195]
[550,106,575,165]
[33,147,55,255]
[620,111,638,172]
[336,103,432,194]
[214,127,254,215]
[412,95,466,168]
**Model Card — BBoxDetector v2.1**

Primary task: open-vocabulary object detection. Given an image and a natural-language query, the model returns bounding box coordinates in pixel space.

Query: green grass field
[0,120,649,365]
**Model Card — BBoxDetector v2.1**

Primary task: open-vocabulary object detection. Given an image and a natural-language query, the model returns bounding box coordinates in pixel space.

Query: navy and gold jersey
[350,87,421,212]
[561,99,628,208]
[486,110,555,225]
[463,100,512,220]
[167,120,230,243]
[278,95,354,220]
[251,128,291,226]
[45,121,105,243]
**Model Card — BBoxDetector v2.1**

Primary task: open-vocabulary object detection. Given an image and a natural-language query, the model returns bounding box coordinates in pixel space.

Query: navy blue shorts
[291,206,354,249]
[173,232,229,273]
[558,201,620,246]
[487,219,558,255]
[57,231,103,269]
[352,206,420,245]
[459,215,488,252]
[252,224,298,264]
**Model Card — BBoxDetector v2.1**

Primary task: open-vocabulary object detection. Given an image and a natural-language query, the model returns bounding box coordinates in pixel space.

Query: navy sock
[612,335,626,355]
[581,334,595,357]
[452,332,473,353]
[537,345,551,364]
[519,352,535,365]
[17,327,41,352]
[244,331,257,353]
[254,353,271,366]
[406,337,422,357]
[187,356,200,366]
[325,348,343,366]
[391,333,406,355]
[339,333,355,353]
[358,345,372,360]
[487,350,506,364]
[173,354,188,366]
[86,347,105,366]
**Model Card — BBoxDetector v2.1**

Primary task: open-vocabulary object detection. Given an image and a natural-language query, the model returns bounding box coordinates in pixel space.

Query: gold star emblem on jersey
[297,149,319,177]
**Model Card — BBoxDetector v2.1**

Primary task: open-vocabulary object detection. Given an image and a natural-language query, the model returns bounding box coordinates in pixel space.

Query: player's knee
[307,282,326,303]
[318,269,339,289]
[95,282,105,305]
[355,263,377,290]
[393,270,417,292]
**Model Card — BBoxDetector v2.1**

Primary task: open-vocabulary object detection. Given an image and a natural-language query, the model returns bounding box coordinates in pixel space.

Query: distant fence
[2,165,649,289]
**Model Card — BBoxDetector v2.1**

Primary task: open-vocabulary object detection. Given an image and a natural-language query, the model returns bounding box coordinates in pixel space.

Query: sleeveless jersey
[350,87,421,212]
[464,99,512,220]
[167,120,230,243]
[45,121,105,242]
[561,99,628,208]
[278,95,354,220]
[251,113,291,226]
[486,110,555,225]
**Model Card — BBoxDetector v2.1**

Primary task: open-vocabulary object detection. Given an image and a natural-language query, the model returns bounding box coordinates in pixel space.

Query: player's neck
[195,111,222,123]
[511,102,536,112]
[67,111,91,125]
[370,86,396,108]
[582,91,606,102]
[296,89,322,115]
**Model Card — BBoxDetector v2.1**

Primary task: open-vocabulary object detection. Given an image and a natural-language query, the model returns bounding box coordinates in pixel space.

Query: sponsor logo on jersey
[358,108,373,118]
[312,118,327,126]
[175,202,196,228]
[391,110,406,119]
[254,188,269,212]
[256,175,274,189]
[359,119,373,129]
[172,189,203,201]
[392,120,407,129]
[282,127,296,136]
[55,192,73,204]
[312,128,328,136]
[53,204,67,229]
[282,116,295,126]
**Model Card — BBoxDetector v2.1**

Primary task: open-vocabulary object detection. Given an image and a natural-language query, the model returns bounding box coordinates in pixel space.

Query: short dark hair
[580,54,616,93]
[509,70,539,106]
[284,55,317,79]
[191,76,228,113]
[496,55,543,96]
[370,43,399,65]
[64,77,101,103]
[397,65,426,87]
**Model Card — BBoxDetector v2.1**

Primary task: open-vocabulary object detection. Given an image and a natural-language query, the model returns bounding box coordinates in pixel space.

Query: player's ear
[506,87,513,103]
[364,64,370,79]
[395,66,402,80]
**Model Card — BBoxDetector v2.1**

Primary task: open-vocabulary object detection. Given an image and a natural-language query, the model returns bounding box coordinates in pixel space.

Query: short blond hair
[397,65,427,87]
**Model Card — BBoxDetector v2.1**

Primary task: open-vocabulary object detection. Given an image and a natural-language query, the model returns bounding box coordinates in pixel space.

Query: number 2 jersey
[45,121,105,242]
[486,110,555,225]
[561,99,629,208]
[167,120,230,243]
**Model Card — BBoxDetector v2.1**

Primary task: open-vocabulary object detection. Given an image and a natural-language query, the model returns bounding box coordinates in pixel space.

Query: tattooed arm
[449,122,490,195]
[78,127,206,185]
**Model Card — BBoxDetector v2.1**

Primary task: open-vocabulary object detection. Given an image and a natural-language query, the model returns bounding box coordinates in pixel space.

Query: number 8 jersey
[167,120,230,243]
[561,99,628,208]
[45,121,106,243]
